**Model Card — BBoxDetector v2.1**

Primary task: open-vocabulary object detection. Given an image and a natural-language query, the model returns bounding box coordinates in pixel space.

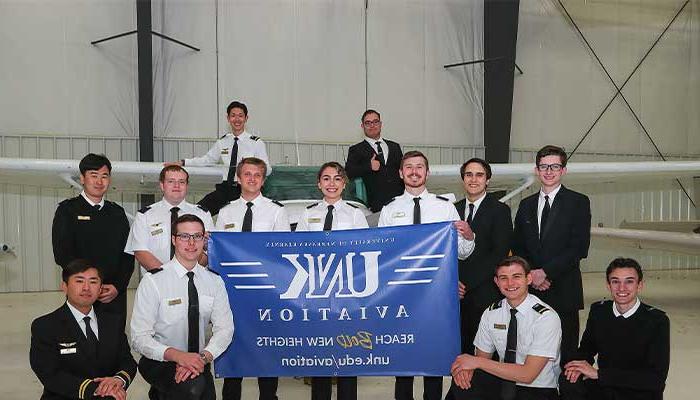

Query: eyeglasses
[463,172,486,178]
[536,163,563,172]
[363,119,381,126]
[174,232,205,242]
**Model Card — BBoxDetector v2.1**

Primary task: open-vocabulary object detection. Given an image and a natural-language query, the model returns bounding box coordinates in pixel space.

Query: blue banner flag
[208,221,461,377]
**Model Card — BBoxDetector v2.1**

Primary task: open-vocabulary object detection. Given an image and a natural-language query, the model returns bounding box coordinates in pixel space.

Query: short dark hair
[62,259,103,283]
[227,101,248,116]
[236,157,267,178]
[495,255,531,275]
[172,214,205,236]
[79,153,112,175]
[361,109,381,122]
[460,157,492,180]
[400,150,429,170]
[159,165,189,183]
[606,257,644,282]
[317,161,348,183]
[535,145,568,167]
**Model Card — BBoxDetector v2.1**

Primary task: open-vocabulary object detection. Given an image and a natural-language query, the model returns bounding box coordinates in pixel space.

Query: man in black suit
[512,145,591,367]
[30,259,137,400]
[345,109,404,212]
[52,153,134,330]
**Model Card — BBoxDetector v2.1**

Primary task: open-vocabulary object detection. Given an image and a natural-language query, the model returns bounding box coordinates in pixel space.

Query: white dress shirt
[537,184,561,233]
[295,200,369,231]
[184,131,271,180]
[474,294,561,388]
[612,297,641,318]
[80,191,104,209]
[465,192,487,221]
[215,194,290,232]
[66,302,99,339]
[378,189,475,259]
[364,137,390,162]
[130,259,234,361]
[124,198,215,271]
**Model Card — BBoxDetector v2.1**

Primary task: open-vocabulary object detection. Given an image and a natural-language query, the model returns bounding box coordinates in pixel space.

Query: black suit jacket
[345,139,404,212]
[512,185,591,312]
[30,303,137,400]
[455,193,513,308]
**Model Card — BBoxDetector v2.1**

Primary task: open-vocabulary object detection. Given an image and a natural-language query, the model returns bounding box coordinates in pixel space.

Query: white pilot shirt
[66,302,99,339]
[184,131,271,180]
[130,258,234,362]
[474,293,561,388]
[295,200,369,232]
[124,199,214,271]
[377,189,475,259]
[215,194,290,232]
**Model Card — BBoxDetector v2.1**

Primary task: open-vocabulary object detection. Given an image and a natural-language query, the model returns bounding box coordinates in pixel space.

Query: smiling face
[160,169,189,205]
[535,154,567,192]
[400,155,429,190]
[79,165,111,203]
[462,162,489,201]
[494,263,532,307]
[227,106,248,135]
[318,166,346,203]
[61,268,101,314]
[172,221,205,267]
[607,267,643,311]
[238,163,265,199]
[361,112,382,140]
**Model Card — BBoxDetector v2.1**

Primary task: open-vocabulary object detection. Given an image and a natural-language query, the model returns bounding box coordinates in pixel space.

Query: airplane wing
[590,227,700,256]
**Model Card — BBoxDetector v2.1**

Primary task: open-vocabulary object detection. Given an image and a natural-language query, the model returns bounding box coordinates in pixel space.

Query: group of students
[30,101,669,400]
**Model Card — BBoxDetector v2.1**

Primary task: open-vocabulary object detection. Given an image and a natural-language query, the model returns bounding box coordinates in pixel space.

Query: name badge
[150,228,163,236]
[60,348,77,355]
[392,212,405,218]
[308,218,321,223]
[224,223,236,229]
[494,323,507,330]
[77,216,91,221]
[221,149,229,155]
[168,298,182,306]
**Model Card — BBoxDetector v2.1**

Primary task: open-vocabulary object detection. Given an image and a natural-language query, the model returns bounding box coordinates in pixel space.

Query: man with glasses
[125,165,214,275]
[131,214,234,400]
[512,145,591,369]
[345,109,404,212]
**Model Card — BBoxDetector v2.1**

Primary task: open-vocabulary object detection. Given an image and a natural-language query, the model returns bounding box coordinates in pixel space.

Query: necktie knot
[545,195,550,203]
[327,205,334,212]
[187,271,194,280]
[413,197,421,204]
[93,204,101,211]
[510,308,518,317]
[246,202,254,209]
[171,206,180,214]
[83,316,91,324]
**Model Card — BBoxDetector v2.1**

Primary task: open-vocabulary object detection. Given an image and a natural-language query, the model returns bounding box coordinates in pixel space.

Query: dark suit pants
[312,377,357,400]
[139,357,215,400]
[395,376,442,400]
[453,370,558,400]
[222,377,278,400]
[197,181,241,216]
[558,311,580,367]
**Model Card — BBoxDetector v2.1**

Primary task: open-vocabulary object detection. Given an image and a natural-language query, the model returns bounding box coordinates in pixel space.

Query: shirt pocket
[161,298,186,324]
[199,294,215,321]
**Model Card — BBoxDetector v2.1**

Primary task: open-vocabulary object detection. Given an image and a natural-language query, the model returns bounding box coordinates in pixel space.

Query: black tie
[242,201,253,232]
[226,137,240,183]
[501,308,518,400]
[323,205,334,231]
[93,204,101,212]
[170,206,180,258]
[186,271,199,353]
[375,141,386,166]
[413,197,421,225]
[540,195,550,239]
[467,203,474,225]
[83,316,98,357]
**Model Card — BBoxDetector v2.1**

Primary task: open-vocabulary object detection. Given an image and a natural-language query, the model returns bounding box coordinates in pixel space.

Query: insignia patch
[168,298,182,306]
[150,228,163,236]
[532,303,550,314]
[59,342,77,347]
[60,348,77,355]
[77,215,91,221]
[151,222,162,227]
[224,223,236,229]
[392,212,406,218]
[308,218,321,223]
[493,324,507,330]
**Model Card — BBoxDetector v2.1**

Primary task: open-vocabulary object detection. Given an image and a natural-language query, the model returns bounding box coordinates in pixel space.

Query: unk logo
[280,251,381,299]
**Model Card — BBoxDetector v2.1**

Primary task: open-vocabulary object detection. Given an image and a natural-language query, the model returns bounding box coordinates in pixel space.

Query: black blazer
[30,303,137,400]
[345,139,404,212]
[455,193,513,308]
[512,185,591,312]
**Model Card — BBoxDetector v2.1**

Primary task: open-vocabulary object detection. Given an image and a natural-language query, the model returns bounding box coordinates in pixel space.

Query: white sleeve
[377,208,390,227]
[204,276,234,359]
[201,211,215,232]
[473,309,496,355]
[185,140,222,166]
[528,312,562,359]
[124,212,150,254]
[295,209,310,232]
[449,204,475,260]
[354,209,369,229]
[255,138,272,176]
[130,277,169,361]
[274,207,291,232]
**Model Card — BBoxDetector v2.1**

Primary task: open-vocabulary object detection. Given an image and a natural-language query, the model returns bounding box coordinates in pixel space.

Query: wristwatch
[199,351,212,364]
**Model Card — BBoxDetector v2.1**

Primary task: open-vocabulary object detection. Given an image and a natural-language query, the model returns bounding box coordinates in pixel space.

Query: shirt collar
[612,297,641,318]
[322,199,343,209]
[404,189,429,200]
[172,257,203,279]
[539,184,562,202]
[66,301,96,322]
[231,130,250,139]
[467,192,487,208]
[507,293,535,313]
[162,198,187,209]
[365,137,383,146]
[80,191,105,208]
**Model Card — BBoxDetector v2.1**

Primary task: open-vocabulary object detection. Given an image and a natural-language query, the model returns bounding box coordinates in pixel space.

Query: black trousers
[197,181,241,216]
[311,377,357,400]
[222,377,278,400]
[452,370,558,400]
[139,357,215,400]
[558,310,580,367]
[395,376,443,400]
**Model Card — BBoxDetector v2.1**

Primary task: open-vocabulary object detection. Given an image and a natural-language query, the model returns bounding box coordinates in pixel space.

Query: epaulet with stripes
[272,200,284,207]
[387,197,398,204]
[489,300,502,311]
[306,202,319,209]
[148,268,163,274]
[219,133,228,139]
[347,202,359,209]
[205,267,220,276]
[138,206,151,214]
[250,135,260,141]
[196,204,209,213]
[532,303,550,314]
[436,195,449,201]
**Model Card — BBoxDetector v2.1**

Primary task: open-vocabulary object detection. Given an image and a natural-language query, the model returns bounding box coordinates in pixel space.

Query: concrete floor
[2,270,698,399]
